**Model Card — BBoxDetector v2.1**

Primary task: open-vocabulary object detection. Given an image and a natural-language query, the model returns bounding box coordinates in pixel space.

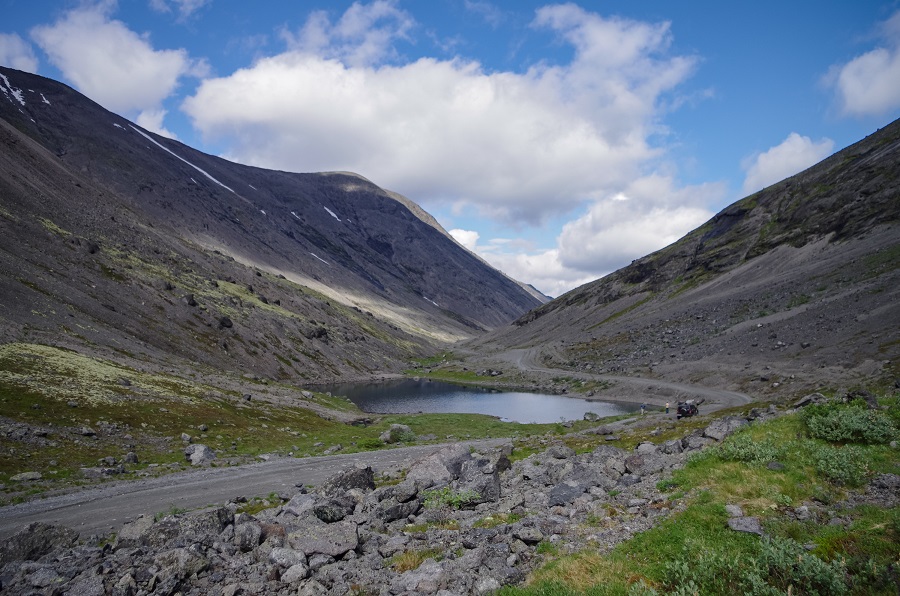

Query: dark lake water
[319,378,640,424]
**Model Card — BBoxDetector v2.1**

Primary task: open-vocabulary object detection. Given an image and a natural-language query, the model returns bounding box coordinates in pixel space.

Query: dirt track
[0,439,509,540]
[0,354,752,541]
[494,347,753,411]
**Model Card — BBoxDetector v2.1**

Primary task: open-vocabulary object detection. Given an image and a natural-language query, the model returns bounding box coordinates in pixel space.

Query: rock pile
[0,414,771,595]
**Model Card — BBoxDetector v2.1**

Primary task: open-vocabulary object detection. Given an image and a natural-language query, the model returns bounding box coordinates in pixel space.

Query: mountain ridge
[467,118,900,397]
[0,65,541,383]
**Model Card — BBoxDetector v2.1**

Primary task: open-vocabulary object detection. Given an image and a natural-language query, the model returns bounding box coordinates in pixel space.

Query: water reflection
[318,378,639,424]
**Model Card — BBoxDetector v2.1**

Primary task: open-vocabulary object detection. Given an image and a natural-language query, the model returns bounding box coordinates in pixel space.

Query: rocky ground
[2,402,896,595]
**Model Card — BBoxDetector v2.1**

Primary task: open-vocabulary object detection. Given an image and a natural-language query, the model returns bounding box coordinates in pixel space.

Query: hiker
[666,402,670,414]
[640,402,646,415]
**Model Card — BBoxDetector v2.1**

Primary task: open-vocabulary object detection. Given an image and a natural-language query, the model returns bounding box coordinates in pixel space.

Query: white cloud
[0,33,39,73]
[557,174,720,274]
[182,3,697,228]
[449,228,480,251]
[741,133,834,194]
[281,0,415,67]
[456,175,722,297]
[477,247,594,299]
[30,2,206,114]
[136,108,178,139]
[826,10,900,117]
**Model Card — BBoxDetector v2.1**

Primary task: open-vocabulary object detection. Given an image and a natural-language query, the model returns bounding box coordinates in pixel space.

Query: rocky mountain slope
[0,66,541,385]
[471,119,900,398]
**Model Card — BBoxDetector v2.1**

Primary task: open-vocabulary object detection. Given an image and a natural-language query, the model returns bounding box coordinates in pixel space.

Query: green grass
[4,344,640,500]
[504,393,900,595]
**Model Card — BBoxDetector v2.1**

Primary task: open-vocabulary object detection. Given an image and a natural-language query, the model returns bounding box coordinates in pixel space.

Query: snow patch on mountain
[324,206,341,221]
[310,252,329,265]
[129,125,235,194]
[0,73,25,106]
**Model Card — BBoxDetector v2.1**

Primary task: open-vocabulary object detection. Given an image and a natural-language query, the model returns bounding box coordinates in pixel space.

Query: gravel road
[498,347,753,411]
[0,439,509,540]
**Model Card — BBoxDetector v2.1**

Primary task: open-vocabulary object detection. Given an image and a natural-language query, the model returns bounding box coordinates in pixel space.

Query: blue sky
[2,1,899,296]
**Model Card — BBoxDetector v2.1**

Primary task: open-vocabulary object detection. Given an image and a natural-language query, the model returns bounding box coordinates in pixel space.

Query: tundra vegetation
[501,392,899,595]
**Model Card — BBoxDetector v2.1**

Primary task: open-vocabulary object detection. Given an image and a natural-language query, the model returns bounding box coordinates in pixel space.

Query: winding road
[496,347,753,412]
[0,439,509,540]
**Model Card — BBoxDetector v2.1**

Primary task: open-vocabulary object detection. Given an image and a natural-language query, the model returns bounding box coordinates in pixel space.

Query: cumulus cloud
[826,10,900,117]
[449,229,480,252]
[477,246,594,299]
[281,0,415,67]
[452,174,722,296]
[31,2,206,114]
[136,108,178,139]
[557,174,720,274]
[182,2,697,227]
[0,33,39,73]
[741,133,834,194]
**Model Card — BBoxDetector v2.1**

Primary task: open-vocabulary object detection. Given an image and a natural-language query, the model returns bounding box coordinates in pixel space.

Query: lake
[319,378,640,424]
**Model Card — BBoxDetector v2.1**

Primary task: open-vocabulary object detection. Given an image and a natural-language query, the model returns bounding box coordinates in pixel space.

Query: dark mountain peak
[0,65,540,382]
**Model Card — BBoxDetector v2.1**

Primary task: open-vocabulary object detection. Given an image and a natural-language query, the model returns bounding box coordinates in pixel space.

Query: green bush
[357,438,384,449]
[802,401,897,444]
[660,536,848,595]
[809,443,869,486]
[422,486,480,509]
[713,431,781,465]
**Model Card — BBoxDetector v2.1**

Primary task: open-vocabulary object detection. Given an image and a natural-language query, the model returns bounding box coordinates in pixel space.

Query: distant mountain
[0,66,541,382]
[472,119,900,396]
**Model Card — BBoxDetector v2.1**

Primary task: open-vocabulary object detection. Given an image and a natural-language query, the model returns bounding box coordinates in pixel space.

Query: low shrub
[808,443,869,486]
[660,536,847,595]
[422,486,481,510]
[713,430,781,465]
[802,400,897,444]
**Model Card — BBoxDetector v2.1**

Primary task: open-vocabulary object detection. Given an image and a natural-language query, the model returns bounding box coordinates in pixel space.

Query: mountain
[0,66,541,383]
[471,119,900,397]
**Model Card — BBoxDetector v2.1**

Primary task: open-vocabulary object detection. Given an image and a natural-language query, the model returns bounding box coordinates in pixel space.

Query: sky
[2,1,900,297]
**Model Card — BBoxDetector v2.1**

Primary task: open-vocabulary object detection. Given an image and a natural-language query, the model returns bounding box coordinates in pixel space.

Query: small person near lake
[640,403,646,415]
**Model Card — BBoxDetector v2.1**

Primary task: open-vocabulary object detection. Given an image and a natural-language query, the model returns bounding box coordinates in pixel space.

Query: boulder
[406,444,471,489]
[379,424,415,444]
[114,514,155,549]
[10,471,42,482]
[727,516,764,535]
[793,392,826,408]
[660,439,683,455]
[702,416,749,441]
[0,522,78,562]
[391,559,448,594]
[313,497,355,523]
[457,456,502,504]
[549,481,585,506]
[512,526,544,545]
[546,444,575,459]
[184,444,216,465]
[635,442,659,455]
[234,521,263,552]
[269,547,307,569]
[283,493,317,518]
[319,465,375,497]
[288,520,358,558]
[374,496,421,522]
[281,563,310,583]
